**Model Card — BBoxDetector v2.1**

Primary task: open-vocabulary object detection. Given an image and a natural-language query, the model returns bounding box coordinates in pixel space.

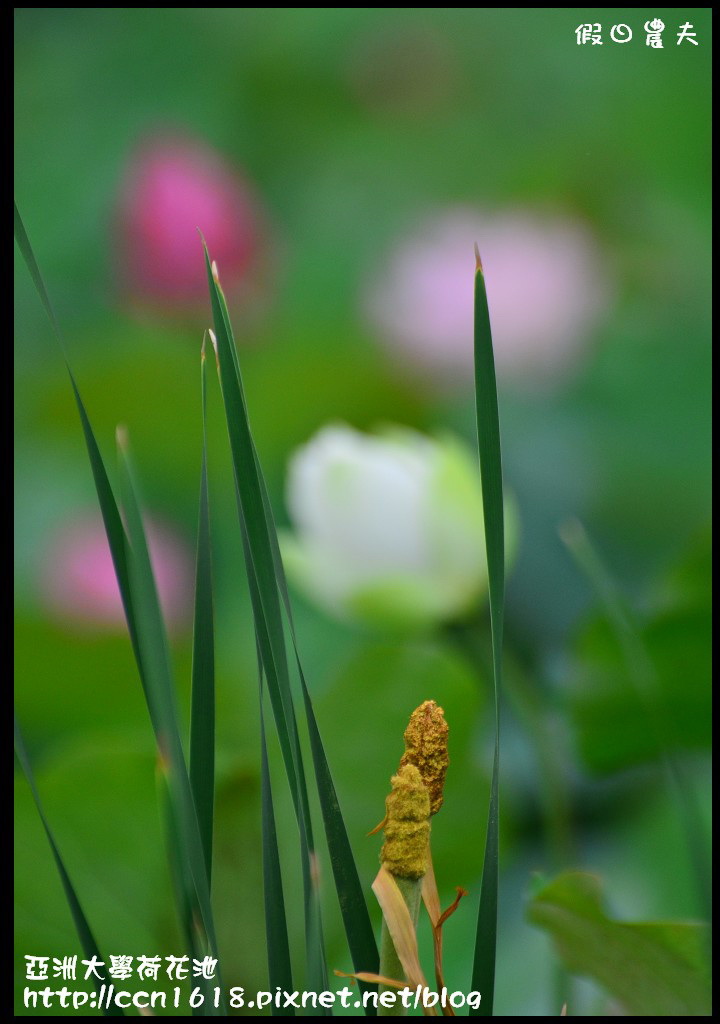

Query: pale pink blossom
[115,134,264,310]
[39,513,193,631]
[363,208,611,388]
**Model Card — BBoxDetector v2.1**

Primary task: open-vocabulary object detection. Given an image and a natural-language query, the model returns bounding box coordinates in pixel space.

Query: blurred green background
[15,8,710,1016]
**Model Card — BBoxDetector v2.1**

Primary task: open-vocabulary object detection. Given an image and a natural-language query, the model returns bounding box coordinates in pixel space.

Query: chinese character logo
[677,23,698,45]
[610,24,633,44]
[644,19,665,48]
[576,23,602,45]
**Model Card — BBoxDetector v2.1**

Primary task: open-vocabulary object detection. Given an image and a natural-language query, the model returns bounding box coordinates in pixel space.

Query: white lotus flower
[281,424,518,628]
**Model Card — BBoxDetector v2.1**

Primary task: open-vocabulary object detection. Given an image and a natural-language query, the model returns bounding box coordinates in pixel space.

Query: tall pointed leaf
[116,438,221,942]
[15,207,226,1014]
[259,676,295,1013]
[469,251,504,1016]
[15,718,124,1017]
[205,249,378,1003]
[189,347,216,890]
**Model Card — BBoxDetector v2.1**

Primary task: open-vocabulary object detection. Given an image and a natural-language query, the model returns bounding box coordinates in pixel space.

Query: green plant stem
[378,875,423,1017]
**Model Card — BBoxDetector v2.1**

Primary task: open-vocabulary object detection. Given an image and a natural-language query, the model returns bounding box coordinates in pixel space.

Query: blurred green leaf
[658,523,711,610]
[527,871,711,1016]
[14,719,123,1017]
[15,733,268,1018]
[14,617,149,746]
[570,601,711,775]
[562,521,711,922]
[14,736,173,1015]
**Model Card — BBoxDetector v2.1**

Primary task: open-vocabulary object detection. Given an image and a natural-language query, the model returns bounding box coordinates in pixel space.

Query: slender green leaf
[14,718,124,1017]
[259,674,295,1012]
[237,494,329,1002]
[156,766,195,960]
[259,463,380,987]
[116,437,225,1005]
[14,202,65,345]
[528,872,711,1016]
[211,263,322,989]
[70,381,144,667]
[299,666,380,990]
[206,248,378,1003]
[14,205,143,676]
[470,254,505,1016]
[207,275,308,829]
[189,347,216,891]
[15,210,225,1013]
[256,448,379,989]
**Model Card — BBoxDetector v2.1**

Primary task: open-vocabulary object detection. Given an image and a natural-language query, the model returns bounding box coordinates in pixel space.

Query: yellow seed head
[399,699,449,815]
[380,764,431,879]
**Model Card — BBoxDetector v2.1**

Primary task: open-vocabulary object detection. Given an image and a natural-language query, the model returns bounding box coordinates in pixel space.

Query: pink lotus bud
[363,208,612,390]
[39,512,193,631]
[115,133,264,311]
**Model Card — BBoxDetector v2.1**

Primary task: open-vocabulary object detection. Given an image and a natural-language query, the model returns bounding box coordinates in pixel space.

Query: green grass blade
[14,202,65,346]
[15,211,226,1013]
[259,672,295,1013]
[205,252,329,994]
[189,348,216,891]
[156,766,196,956]
[256,445,379,990]
[296,654,380,996]
[15,205,143,675]
[116,436,223,951]
[258,463,380,987]
[213,327,307,832]
[206,250,377,1001]
[69,379,144,665]
[238,500,330,1000]
[470,253,505,1017]
[15,717,124,1017]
